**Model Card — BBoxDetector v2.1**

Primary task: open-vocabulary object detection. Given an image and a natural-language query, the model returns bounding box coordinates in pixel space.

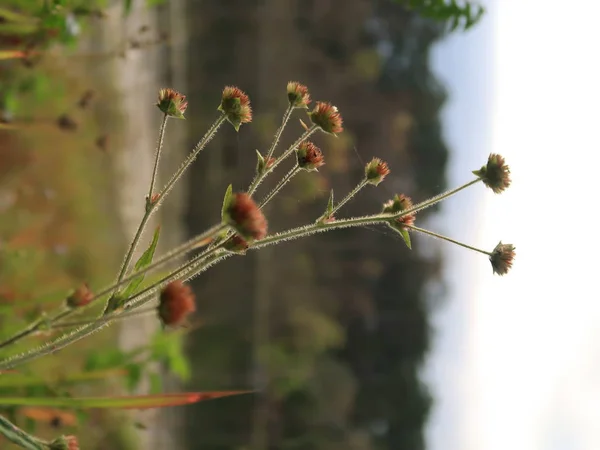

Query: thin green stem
[248,125,317,195]
[148,114,169,200]
[259,165,299,209]
[159,115,226,200]
[265,105,294,161]
[329,179,368,218]
[405,225,491,256]
[0,415,47,450]
[394,178,481,219]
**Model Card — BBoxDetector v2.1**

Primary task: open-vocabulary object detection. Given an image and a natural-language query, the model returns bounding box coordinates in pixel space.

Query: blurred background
[1,1,599,450]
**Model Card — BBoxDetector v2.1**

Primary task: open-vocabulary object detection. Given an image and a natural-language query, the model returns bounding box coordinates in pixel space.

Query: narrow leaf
[121,226,161,299]
[400,229,412,250]
[0,391,253,409]
[221,184,233,222]
[326,190,334,216]
[255,149,265,174]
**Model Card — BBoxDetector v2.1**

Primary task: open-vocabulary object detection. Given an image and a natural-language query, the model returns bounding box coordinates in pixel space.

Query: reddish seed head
[66,284,93,308]
[49,435,79,450]
[489,241,516,275]
[158,281,196,327]
[219,86,252,130]
[156,88,187,119]
[365,158,391,185]
[287,81,311,109]
[473,153,511,194]
[308,102,343,135]
[296,141,325,171]
[225,193,268,241]
[383,194,416,228]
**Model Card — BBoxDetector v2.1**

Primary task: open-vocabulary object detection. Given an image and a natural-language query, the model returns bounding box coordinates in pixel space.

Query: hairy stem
[265,105,294,161]
[405,225,492,256]
[0,415,47,450]
[248,125,317,195]
[259,165,299,209]
[148,113,169,200]
[329,179,368,217]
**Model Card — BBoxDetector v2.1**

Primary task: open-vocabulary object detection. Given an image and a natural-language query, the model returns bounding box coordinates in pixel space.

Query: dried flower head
[489,241,515,275]
[365,158,390,186]
[66,283,93,308]
[296,141,325,171]
[473,153,511,194]
[219,86,252,130]
[287,81,311,108]
[57,114,78,132]
[225,193,268,241]
[158,281,196,327]
[223,234,250,255]
[49,435,79,450]
[308,101,343,135]
[383,194,416,228]
[156,88,187,119]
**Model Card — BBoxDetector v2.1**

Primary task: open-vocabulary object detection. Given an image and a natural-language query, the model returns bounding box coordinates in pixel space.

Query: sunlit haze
[427,1,600,450]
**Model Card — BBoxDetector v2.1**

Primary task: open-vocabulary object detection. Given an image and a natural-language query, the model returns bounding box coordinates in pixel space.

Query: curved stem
[405,225,491,256]
[148,113,169,199]
[259,165,299,209]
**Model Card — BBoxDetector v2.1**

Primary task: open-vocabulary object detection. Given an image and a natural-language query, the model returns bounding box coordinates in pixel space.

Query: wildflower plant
[0,82,515,448]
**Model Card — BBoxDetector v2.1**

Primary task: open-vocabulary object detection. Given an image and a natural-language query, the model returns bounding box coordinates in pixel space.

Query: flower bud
[224,193,268,241]
[218,86,252,131]
[296,141,325,171]
[158,281,196,327]
[489,241,515,275]
[473,153,511,194]
[156,88,187,119]
[383,194,416,229]
[308,101,343,135]
[49,435,79,450]
[287,81,311,109]
[66,284,93,308]
[365,158,390,185]
[223,234,250,255]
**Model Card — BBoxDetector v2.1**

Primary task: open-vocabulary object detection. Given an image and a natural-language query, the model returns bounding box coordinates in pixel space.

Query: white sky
[426,1,600,450]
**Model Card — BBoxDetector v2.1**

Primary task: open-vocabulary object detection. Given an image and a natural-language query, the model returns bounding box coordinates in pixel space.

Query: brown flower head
[223,234,250,255]
[156,88,187,119]
[219,86,252,130]
[473,153,511,194]
[49,435,79,450]
[489,241,516,276]
[158,280,196,327]
[57,114,78,132]
[287,81,311,109]
[225,193,268,241]
[308,102,343,135]
[383,194,416,229]
[66,283,93,308]
[296,141,325,171]
[365,158,390,186]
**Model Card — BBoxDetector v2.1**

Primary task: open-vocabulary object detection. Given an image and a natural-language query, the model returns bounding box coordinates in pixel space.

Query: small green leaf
[399,229,412,249]
[326,190,334,216]
[221,184,233,222]
[255,150,265,174]
[121,226,161,299]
